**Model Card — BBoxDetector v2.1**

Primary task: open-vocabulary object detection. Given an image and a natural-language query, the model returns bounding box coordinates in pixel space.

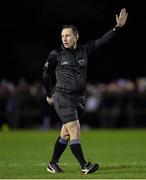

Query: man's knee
[60,125,70,140]
[60,134,70,140]
[65,120,80,140]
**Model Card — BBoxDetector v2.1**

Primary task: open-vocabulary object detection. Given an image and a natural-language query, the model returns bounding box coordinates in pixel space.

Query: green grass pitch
[0,128,146,179]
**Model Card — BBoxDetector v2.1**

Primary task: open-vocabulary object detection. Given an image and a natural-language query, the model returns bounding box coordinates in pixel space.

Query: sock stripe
[70,139,80,145]
[59,138,68,145]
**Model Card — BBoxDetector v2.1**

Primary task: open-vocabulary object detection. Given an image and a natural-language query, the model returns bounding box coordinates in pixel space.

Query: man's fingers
[46,97,53,105]
[116,14,118,22]
[120,8,126,17]
[47,100,53,105]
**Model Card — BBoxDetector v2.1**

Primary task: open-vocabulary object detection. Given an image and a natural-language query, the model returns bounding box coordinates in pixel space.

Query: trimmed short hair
[62,25,79,36]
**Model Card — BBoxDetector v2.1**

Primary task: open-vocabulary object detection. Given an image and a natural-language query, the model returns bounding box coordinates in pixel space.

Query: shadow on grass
[98,163,146,175]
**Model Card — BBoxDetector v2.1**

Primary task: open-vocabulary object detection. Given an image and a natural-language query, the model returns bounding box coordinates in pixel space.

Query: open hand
[116,8,128,27]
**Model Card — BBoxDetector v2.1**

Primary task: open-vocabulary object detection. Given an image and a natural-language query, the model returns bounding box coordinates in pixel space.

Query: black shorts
[53,92,85,124]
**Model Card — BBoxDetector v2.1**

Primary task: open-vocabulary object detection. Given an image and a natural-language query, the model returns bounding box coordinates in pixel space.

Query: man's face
[61,28,78,49]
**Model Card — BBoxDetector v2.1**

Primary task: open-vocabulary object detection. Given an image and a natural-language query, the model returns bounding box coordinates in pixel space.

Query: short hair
[62,25,79,36]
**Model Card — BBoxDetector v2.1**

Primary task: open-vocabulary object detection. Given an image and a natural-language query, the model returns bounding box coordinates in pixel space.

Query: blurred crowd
[1,77,146,130]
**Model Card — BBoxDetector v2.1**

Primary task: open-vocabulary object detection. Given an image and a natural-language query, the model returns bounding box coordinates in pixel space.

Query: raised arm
[84,8,128,55]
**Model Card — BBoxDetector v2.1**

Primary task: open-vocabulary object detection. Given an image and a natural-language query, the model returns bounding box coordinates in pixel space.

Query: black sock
[50,136,68,164]
[70,139,87,168]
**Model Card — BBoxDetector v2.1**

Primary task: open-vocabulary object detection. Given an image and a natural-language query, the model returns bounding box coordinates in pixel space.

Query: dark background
[0,0,145,83]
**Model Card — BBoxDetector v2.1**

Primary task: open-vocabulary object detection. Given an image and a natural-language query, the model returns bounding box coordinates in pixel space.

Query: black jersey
[42,27,119,97]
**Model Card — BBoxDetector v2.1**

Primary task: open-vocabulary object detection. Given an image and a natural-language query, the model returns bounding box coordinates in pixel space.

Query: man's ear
[76,34,79,40]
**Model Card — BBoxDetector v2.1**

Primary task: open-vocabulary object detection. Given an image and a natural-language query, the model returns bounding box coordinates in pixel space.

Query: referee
[42,8,128,174]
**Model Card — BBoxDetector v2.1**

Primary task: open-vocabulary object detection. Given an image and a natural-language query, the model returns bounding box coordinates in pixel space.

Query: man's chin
[64,45,70,48]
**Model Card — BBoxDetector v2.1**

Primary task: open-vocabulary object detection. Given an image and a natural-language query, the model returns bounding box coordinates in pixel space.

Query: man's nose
[63,36,67,41]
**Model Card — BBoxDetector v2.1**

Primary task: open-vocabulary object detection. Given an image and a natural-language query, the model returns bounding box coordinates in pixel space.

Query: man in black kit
[42,8,128,174]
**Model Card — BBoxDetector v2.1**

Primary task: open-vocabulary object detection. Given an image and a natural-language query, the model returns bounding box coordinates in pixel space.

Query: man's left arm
[85,8,128,54]
[95,8,128,48]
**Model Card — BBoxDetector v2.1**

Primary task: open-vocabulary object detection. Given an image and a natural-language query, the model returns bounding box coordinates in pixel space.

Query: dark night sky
[0,0,145,83]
